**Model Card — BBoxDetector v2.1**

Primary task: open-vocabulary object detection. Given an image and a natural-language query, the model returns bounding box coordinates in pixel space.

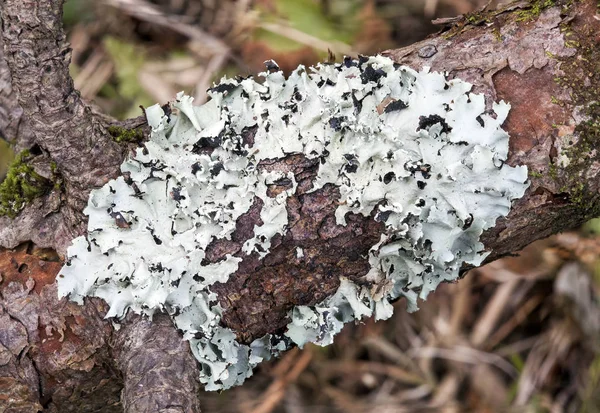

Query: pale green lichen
[58,55,528,390]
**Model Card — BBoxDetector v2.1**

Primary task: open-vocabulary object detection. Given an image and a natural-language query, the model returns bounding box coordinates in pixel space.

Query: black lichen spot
[343,56,358,68]
[476,115,485,127]
[329,116,345,131]
[376,210,393,223]
[209,82,238,95]
[264,60,280,72]
[170,186,185,201]
[279,101,298,113]
[153,234,163,245]
[123,172,133,186]
[241,124,258,148]
[352,93,363,115]
[293,87,303,101]
[192,133,223,154]
[210,162,224,177]
[191,162,202,175]
[462,213,474,230]
[417,114,452,134]
[384,100,408,113]
[320,149,331,165]
[351,90,373,115]
[343,154,359,173]
[193,274,205,282]
[383,171,396,184]
[317,78,337,88]
[361,64,387,84]
[416,198,426,207]
[417,181,427,190]
[281,114,290,125]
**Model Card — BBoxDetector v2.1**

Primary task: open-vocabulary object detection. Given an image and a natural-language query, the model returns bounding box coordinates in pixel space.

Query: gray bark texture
[0,0,599,411]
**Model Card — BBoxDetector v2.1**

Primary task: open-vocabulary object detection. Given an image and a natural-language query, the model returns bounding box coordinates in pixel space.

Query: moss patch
[0,150,51,218]
[107,126,145,143]
[515,0,556,22]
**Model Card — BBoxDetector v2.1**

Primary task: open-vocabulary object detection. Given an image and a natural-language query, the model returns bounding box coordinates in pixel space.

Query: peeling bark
[0,0,599,411]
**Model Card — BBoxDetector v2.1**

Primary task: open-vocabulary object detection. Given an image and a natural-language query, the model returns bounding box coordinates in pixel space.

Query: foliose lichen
[57,55,528,390]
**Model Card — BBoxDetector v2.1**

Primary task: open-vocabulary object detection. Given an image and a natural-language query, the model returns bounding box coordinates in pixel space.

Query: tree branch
[0,33,34,151]
[112,313,202,413]
[0,0,599,411]
[0,0,126,253]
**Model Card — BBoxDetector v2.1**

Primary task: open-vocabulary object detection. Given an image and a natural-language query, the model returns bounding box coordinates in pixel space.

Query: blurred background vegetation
[1,0,599,411]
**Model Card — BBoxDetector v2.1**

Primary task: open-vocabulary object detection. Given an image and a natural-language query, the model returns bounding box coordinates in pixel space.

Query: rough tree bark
[0,0,598,411]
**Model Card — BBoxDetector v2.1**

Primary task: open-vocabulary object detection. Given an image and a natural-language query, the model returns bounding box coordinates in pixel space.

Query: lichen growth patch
[0,150,50,218]
[57,55,528,390]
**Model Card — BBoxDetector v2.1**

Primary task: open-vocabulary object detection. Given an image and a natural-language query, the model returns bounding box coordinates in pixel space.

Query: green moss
[0,150,51,218]
[529,170,543,178]
[107,126,145,143]
[515,0,555,22]
[492,27,502,42]
[0,139,14,180]
[548,163,558,179]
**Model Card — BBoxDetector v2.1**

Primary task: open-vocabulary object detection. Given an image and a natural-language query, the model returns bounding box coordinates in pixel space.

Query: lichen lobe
[57,55,528,390]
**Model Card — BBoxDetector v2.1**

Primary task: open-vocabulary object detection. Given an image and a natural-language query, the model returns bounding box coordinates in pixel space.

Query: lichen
[0,150,50,218]
[57,55,528,390]
[107,125,145,143]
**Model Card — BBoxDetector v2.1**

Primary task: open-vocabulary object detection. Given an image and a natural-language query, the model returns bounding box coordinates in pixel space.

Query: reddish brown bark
[0,0,599,411]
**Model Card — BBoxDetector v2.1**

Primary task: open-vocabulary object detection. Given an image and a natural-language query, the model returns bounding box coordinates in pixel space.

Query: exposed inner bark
[0,0,599,412]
